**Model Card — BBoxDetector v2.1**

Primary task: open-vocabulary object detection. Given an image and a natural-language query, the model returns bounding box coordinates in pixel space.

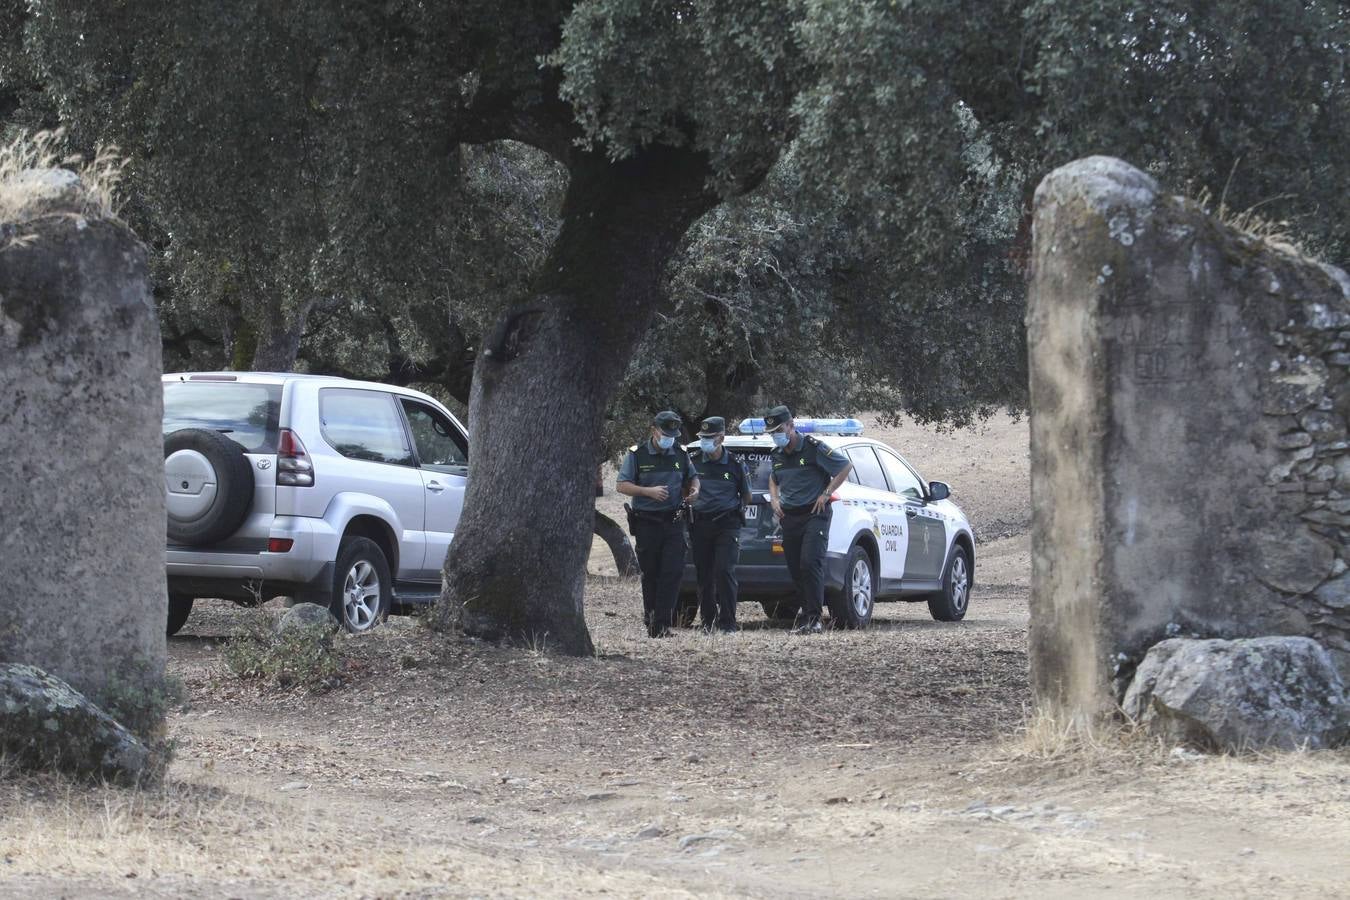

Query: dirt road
[3,414,1347,898]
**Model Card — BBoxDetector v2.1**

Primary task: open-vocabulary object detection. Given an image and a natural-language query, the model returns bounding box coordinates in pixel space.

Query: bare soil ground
[4,413,1348,898]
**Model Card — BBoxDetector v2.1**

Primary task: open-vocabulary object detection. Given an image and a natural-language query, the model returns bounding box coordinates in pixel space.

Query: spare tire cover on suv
[164,428,255,546]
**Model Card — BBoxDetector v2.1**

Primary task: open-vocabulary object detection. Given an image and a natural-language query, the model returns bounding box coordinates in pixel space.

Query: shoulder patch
[628,444,639,453]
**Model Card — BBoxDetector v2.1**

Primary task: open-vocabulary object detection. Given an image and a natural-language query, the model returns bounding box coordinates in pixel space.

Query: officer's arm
[823,464,852,498]
[769,472,783,517]
[681,451,699,500]
[738,463,753,507]
[616,451,655,499]
[683,476,700,501]
[820,446,852,499]
[811,446,852,512]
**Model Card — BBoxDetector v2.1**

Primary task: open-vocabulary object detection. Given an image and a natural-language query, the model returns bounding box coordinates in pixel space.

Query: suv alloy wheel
[331,537,392,633]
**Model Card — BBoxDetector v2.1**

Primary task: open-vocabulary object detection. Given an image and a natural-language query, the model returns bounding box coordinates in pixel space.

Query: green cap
[652,410,683,436]
[697,416,726,436]
[763,405,792,431]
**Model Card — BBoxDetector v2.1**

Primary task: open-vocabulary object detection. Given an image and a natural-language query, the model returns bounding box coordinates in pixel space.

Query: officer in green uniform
[765,405,853,633]
[617,411,700,637]
[688,416,752,633]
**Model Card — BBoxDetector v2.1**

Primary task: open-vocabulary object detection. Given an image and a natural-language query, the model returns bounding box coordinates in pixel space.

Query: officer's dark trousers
[633,516,686,634]
[780,504,831,622]
[689,516,740,628]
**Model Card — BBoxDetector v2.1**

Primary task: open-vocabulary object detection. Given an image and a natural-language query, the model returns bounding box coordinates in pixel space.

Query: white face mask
[699,437,718,454]
[656,434,676,450]
[771,431,789,449]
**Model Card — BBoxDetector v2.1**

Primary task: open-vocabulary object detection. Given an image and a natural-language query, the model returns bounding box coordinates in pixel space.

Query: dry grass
[999,705,1169,763]
[0,760,734,898]
[0,128,127,231]
[1191,183,1312,261]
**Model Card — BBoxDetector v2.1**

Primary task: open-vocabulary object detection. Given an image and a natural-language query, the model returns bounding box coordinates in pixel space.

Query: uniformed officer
[688,416,752,633]
[616,411,700,637]
[765,405,853,634]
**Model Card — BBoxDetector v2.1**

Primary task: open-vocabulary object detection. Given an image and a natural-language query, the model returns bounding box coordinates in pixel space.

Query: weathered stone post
[0,165,168,746]
[1027,157,1350,722]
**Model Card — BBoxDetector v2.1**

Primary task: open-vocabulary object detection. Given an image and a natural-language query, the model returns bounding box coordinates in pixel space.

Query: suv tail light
[276,429,314,487]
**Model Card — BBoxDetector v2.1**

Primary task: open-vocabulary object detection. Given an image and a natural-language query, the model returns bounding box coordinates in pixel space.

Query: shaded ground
[4,413,1348,897]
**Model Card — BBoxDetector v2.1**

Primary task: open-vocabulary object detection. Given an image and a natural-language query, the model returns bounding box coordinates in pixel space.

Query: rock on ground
[0,663,159,784]
[276,603,339,635]
[1122,637,1349,751]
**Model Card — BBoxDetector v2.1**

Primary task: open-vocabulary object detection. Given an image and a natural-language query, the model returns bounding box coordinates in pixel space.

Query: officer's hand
[770,499,784,519]
[811,493,829,515]
[647,485,669,501]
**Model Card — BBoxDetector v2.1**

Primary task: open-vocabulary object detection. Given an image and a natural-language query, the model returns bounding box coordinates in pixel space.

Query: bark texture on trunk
[249,299,314,372]
[434,147,713,655]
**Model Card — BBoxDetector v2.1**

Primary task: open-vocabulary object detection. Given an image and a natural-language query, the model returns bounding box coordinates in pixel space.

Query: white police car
[680,418,975,628]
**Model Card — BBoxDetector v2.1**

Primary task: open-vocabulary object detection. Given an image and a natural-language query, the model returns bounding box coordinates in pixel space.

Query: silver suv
[162,373,468,635]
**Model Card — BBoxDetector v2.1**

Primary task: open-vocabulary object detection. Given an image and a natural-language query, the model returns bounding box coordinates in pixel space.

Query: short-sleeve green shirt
[770,436,850,508]
[617,439,696,511]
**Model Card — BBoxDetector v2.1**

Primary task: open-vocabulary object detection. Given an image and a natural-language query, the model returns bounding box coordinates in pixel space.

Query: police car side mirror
[928,481,950,502]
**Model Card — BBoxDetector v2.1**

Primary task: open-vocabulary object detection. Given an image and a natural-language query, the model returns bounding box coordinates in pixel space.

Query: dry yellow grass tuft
[0,128,127,229]
[1000,705,1166,763]
[1190,183,1312,262]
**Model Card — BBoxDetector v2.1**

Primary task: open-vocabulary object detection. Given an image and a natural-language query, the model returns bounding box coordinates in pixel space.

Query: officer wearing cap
[687,416,752,633]
[764,405,852,634]
[616,411,700,637]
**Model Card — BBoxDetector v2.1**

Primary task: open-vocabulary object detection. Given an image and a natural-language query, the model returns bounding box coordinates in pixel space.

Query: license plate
[744,504,758,520]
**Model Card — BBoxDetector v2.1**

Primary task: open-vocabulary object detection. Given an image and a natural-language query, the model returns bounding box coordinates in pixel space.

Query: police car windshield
[726,448,774,493]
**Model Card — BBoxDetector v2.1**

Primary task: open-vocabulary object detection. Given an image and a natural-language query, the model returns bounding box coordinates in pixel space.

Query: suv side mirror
[928,481,950,502]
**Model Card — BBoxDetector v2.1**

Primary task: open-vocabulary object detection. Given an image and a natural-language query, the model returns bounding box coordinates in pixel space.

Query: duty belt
[691,506,742,525]
[626,503,687,525]
[781,503,819,517]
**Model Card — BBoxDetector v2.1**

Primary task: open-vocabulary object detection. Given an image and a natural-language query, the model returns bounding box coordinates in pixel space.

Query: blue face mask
[771,431,789,449]
[656,434,676,450]
[699,437,717,454]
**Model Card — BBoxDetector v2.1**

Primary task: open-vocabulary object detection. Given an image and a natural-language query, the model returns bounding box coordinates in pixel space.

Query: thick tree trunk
[250,301,311,372]
[594,511,640,578]
[433,147,713,655]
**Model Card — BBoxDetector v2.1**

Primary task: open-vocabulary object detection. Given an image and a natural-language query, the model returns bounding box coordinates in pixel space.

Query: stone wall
[0,169,167,738]
[1027,156,1350,718]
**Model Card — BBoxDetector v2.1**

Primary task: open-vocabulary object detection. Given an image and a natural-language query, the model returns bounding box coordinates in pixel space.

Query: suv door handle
[426,481,445,493]
[905,507,918,518]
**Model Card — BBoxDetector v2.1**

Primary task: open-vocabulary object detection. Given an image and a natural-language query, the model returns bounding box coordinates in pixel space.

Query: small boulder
[275,603,339,636]
[0,663,159,784]
[1122,637,1349,752]
[0,167,98,223]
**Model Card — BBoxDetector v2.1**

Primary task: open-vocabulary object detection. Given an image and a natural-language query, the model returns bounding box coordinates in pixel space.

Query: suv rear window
[163,381,281,453]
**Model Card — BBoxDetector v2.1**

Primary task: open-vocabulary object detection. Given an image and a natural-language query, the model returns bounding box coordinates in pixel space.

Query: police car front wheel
[826,544,875,629]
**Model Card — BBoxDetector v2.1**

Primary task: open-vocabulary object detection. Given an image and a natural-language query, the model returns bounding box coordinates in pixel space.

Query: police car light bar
[737,417,864,436]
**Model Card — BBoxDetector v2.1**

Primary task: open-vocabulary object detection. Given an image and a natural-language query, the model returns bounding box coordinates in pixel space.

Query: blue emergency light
[737,417,864,436]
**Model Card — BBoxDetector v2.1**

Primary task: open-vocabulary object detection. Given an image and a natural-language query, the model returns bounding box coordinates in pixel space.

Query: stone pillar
[1027,156,1350,719]
[0,168,168,738]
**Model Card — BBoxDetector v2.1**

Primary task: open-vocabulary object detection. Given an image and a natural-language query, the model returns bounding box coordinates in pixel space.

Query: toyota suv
[162,372,468,635]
